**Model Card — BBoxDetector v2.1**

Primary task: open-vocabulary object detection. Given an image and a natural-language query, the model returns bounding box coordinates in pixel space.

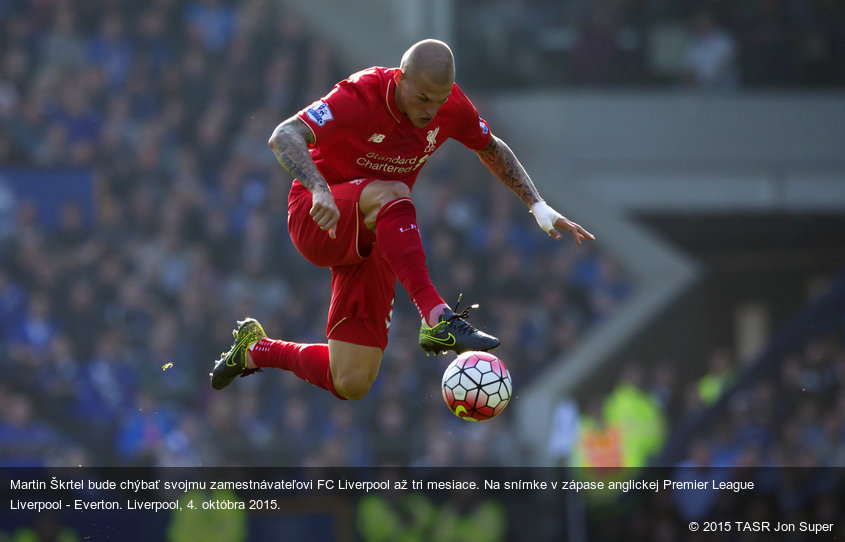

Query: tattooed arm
[475,135,594,244]
[475,135,542,207]
[268,116,339,238]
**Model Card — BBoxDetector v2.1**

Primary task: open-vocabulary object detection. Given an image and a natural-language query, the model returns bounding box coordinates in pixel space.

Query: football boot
[419,296,500,355]
[210,318,266,390]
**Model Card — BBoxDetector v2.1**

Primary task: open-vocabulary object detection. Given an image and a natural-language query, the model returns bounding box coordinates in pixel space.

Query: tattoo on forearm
[477,137,541,207]
[270,124,330,194]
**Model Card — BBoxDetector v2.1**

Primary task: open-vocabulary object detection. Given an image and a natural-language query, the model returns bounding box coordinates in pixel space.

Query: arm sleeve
[449,85,493,151]
[296,78,371,143]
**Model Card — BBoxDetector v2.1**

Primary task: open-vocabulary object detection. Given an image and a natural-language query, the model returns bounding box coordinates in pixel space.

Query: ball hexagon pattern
[441,351,512,421]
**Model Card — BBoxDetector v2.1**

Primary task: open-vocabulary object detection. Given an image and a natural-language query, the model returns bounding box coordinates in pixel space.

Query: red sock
[375,198,444,322]
[249,339,344,399]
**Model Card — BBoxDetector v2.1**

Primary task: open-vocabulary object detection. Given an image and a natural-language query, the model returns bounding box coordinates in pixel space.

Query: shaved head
[394,39,456,128]
[400,39,455,86]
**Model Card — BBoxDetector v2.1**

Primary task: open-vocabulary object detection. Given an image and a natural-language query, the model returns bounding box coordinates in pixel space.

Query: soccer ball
[441,351,512,421]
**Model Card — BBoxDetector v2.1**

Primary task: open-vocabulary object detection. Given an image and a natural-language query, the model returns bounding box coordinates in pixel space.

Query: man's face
[394,71,453,129]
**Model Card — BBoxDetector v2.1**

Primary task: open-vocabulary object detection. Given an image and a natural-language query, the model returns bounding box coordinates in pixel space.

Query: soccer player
[211,39,594,400]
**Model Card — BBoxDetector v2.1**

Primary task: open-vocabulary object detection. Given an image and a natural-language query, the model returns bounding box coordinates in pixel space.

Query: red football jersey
[296,67,492,190]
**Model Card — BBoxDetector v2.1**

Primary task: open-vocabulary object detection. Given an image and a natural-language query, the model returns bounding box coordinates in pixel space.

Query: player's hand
[310,188,340,239]
[530,201,595,245]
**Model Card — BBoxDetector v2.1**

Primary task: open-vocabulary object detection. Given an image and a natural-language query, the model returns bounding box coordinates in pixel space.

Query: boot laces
[447,294,481,334]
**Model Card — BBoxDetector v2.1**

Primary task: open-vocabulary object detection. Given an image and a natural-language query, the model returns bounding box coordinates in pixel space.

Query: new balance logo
[368,133,386,143]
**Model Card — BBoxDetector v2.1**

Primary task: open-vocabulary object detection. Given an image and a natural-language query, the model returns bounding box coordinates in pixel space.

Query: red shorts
[287,179,396,350]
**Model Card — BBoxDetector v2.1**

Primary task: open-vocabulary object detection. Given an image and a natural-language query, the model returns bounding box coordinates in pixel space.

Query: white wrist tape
[530,202,563,233]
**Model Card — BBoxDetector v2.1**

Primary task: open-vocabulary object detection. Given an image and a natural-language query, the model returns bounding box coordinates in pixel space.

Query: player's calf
[332,376,374,400]
[327,340,383,400]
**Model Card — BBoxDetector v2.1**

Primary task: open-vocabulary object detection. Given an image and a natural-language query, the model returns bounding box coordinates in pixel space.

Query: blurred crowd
[0,0,632,467]
[581,325,845,541]
[457,0,845,89]
[569,311,845,470]
[569,280,845,541]
[673,331,845,470]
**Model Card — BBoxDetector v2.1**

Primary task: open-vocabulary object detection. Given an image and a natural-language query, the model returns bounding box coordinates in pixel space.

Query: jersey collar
[385,69,403,124]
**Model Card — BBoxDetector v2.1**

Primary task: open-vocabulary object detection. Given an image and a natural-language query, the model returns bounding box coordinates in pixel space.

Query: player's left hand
[530,201,595,245]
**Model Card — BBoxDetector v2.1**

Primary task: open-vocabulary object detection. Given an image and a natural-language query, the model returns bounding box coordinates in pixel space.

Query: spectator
[186,0,238,55]
[0,392,67,467]
[37,7,88,79]
[735,0,795,86]
[571,7,623,85]
[685,8,739,89]
[89,11,133,91]
[7,290,60,360]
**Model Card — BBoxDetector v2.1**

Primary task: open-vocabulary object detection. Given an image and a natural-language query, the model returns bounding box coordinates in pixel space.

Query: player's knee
[377,181,411,205]
[361,180,412,230]
[333,373,375,401]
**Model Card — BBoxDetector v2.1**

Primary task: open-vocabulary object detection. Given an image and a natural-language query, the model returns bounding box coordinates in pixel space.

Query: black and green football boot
[419,297,499,356]
[210,318,267,390]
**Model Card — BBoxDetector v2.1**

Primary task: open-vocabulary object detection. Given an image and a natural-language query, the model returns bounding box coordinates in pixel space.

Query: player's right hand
[310,189,340,239]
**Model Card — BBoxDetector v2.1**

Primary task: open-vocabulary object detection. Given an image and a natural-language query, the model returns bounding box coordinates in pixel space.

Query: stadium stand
[0,0,632,468]
[456,0,845,88]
